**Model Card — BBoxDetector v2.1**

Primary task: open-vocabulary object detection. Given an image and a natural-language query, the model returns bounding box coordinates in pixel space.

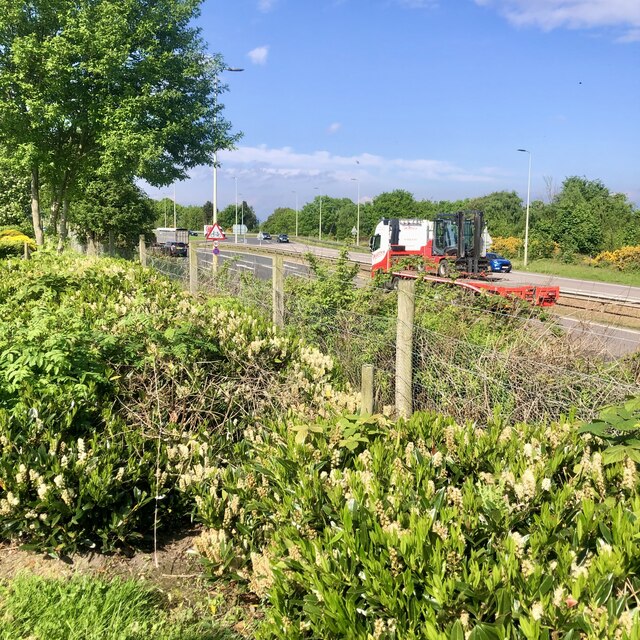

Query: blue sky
[145,0,640,220]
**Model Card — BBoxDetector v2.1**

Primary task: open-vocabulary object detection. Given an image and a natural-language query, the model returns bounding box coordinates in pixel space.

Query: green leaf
[449,620,465,640]
[468,623,501,640]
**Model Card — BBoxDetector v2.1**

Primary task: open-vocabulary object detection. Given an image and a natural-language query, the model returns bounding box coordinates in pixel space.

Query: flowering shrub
[591,246,640,272]
[490,236,522,259]
[190,411,640,638]
[0,254,354,551]
[0,228,36,258]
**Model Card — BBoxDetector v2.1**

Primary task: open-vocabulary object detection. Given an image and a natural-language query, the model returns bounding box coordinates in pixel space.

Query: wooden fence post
[361,364,374,414]
[272,254,284,328]
[139,235,147,267]
[189,245,198,294]
[395,279,415,419]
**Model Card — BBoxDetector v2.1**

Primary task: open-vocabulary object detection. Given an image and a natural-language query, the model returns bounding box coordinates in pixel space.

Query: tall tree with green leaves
[71,176,156,253]
[0,0,241,245]
[263,207,296,234]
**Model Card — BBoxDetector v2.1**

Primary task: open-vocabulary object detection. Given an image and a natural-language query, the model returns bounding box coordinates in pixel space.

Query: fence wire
[142,244,640,424]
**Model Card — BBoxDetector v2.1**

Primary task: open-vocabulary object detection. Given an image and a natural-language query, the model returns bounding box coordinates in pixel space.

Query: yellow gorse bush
[591,245,640,271]
[0,229,36,258]
[490,236,522,258]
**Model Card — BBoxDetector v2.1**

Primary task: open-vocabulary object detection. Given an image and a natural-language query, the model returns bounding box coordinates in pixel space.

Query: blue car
[486,252,512,273]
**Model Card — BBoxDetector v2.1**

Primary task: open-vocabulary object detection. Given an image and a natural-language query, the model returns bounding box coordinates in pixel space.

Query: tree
[263,207,296,234]
[71,176,156,253]
[0,0,241,245]
[467,191,524,238]
[0,155,30,229]
[370,190,419,220]
[547,177,627,255]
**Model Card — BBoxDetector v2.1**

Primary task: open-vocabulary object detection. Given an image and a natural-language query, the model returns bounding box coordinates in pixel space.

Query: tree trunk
[50,200,60,237]
[57,198,69,253]
[30,167,44,246]
[87,231,97,255]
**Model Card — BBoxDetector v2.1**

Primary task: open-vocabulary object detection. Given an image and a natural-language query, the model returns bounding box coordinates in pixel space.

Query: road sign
[213,240,219,248]
[205,223,226,240]
[232,224,248,234]
[213,247,220,255]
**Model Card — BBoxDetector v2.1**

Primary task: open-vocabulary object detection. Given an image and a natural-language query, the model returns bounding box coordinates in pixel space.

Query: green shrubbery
[0,228,36,258]
[189,411,640,638]
[0,253,354,552]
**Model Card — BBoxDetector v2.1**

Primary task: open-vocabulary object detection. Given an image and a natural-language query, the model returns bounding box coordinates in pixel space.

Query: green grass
[512,258,640,286]
[0,574,239,640]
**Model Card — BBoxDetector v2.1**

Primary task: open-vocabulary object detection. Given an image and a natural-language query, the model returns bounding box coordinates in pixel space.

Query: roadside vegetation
[0,574,232,640]
[509,258,640,287]
[280,250,639,425]
[1,251,638,638]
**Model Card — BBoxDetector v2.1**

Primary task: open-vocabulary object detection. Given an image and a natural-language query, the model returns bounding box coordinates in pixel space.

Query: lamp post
[173,184,177,228]
[292,190,298,237]
[314,187,322,241]
[234,176,238,244]
[517,148,532,267]
[351,178,360,246]
[240,197,245,243]
[212,66,244,224]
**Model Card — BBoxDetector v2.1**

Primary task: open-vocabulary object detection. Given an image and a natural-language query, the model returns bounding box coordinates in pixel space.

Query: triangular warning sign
[205,223,226,240]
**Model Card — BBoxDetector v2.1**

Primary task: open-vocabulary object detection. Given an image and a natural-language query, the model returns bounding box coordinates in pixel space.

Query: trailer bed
[391,271,560,307]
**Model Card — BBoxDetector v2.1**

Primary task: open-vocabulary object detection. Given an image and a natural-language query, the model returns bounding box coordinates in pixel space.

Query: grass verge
[512,258,640,286]
[0,573,242,640]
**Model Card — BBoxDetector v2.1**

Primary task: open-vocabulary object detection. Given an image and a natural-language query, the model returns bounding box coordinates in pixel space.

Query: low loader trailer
[370,212,559,307]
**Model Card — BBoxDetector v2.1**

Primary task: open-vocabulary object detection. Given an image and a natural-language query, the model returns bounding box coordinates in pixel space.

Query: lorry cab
[370,211,492,277]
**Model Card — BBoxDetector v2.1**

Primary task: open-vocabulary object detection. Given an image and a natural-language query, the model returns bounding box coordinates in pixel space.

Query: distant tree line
[149,199,260,234]
[262,177,639,258]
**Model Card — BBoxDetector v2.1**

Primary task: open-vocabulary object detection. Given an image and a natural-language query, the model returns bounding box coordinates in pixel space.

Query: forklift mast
[435,210,489,275]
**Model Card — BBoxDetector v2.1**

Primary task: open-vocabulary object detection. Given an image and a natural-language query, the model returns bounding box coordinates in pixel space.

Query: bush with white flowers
[189,411,640,639]
[0,253,353,552]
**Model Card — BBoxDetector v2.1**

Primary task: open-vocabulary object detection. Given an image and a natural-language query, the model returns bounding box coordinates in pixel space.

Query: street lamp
[212,66,244,224]
[314,187,322,241]
[234,176,239,244]
[173,184,177,228]
[292,190,298,237]
[351,178,360,246]
[517,149,532,267]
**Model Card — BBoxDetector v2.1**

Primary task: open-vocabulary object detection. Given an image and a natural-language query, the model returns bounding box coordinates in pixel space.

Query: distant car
[259,232,272,241]
[277,234,289,243]
[486,252,512,273]
[163,241,188,258]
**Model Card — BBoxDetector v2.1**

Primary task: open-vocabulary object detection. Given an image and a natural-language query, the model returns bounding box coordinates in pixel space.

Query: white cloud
[247,46,269,65]
[475,0,640,36]
[258,0,276,12]
[142,145,505,218]
[327,122,342,134]
[219,145,495,184]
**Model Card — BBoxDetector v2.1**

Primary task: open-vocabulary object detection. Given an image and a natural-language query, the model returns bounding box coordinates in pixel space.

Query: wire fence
[141,241,640,424]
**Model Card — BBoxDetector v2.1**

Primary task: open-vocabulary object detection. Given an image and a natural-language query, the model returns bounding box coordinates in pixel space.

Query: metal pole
[173,185,176,228]
[518,149,532,267]
[319,196,322,241]
[351,178,360,246]
[292,190,298,237]
[212,66,243,225]
[234,176,238,244]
